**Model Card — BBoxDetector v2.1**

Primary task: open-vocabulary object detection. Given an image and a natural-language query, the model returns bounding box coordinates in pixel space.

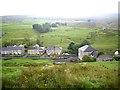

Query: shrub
[113,56,120,61]
[80,40,90,47]
[82,55,96,62]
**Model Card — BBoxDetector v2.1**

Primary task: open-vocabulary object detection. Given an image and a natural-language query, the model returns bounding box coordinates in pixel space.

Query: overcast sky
[0,0,119,18]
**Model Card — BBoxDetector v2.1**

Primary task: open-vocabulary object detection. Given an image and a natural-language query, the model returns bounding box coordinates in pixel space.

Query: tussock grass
[2,61,119,88]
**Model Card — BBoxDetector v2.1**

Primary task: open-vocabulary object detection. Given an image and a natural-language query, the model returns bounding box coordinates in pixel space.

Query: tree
[88,19,91,22]
[22,34,35,48]
[42,23,51,33]
[67,42,75,54]
[36,39,42,46]
[2,39,17,47]
[67,40,90,55]
[80,40,90,47]
[32,24,41,29]
[2,39,10,47]
[51,23,58,27]
[68,42,75,51]
[67,42,80,54]
[32,23,51,33]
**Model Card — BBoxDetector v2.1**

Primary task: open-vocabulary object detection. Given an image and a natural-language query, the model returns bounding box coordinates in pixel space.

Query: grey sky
[0,0,119,18]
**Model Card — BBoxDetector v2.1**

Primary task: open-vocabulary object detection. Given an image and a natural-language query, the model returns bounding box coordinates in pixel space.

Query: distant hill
[1,13,118,29]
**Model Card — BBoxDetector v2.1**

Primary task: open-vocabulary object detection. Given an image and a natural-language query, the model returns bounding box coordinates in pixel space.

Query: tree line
[32,23,51,33]
[32,22,67,33]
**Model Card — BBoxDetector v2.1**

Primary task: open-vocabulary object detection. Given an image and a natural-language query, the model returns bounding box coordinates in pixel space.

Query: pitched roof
[28,47,45,50]
[97,54,113,59]
[78,45,95,52]
[46,46,62,50]
[1,46,24,51]
[91,51,98,57]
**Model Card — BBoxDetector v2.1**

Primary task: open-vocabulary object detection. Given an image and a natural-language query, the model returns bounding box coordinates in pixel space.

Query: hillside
[1,14,118,28]
[1,15,118,54]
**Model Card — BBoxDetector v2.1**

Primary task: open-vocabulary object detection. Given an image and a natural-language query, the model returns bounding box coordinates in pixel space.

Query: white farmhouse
[78,45,98,60]
[114,50,120,55]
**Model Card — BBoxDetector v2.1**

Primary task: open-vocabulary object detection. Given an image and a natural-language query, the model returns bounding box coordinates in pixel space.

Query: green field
[2,58,119,88]
[2,23,118,54]
[2,58,52,64]
[2,24,37,40]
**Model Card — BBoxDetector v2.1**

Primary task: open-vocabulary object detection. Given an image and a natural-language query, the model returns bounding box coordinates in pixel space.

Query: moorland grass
[2,60,119,88]
[2,58,52,65]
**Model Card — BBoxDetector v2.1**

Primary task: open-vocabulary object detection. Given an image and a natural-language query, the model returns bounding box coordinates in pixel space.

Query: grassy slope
[2,22,118,53]
[40,27,98,49]
[2,59,119,88]
[2,24,37,40]
[2,58,52,80]
[2,58,52,64]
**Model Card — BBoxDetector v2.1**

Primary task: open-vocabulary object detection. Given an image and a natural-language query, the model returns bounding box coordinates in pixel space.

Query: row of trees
[51,22,67,27]
[32,22,67,33]
[32,23,51,33]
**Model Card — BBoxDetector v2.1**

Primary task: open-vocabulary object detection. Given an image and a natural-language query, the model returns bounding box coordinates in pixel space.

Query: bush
[80,40,90,47]
[113,56,120,61]
[82,55,96,62]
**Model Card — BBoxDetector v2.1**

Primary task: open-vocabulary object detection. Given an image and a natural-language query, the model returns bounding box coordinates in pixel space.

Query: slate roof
[79,45,95,52]
[91,51,98,57]
[97,55,113,61]
[46,46,62,50]
[28,47,45,50]
[1,46,24,51]
[97,55,113,59]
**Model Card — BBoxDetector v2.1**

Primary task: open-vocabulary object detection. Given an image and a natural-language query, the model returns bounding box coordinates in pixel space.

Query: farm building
[46,46,62,55]
[96,55,113,62]
[0,45,25,55]
[27,45,45,55]
[78,45,98,60]
[114,50,120,55]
